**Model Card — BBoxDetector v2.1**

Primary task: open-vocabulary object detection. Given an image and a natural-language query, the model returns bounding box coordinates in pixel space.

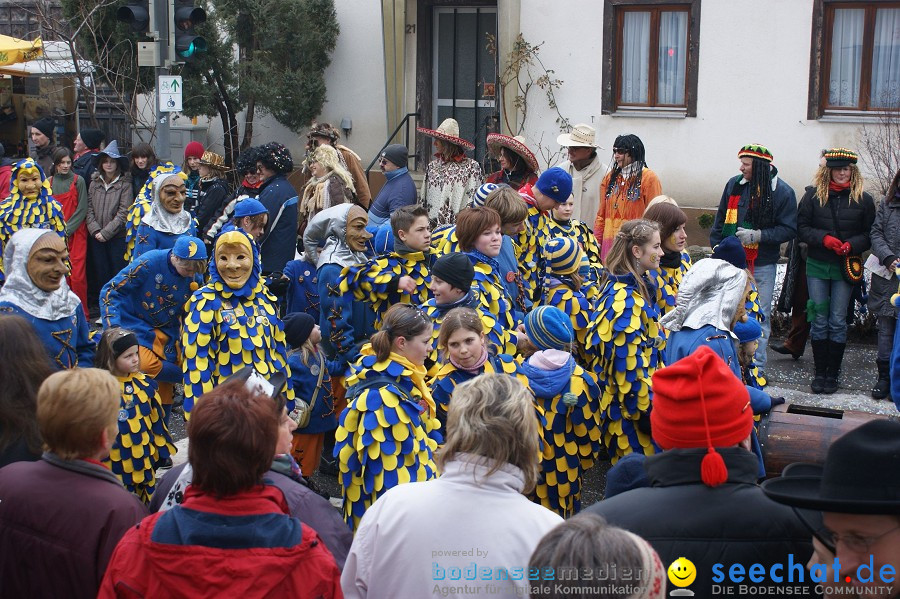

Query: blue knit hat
[472,182,500,207]
[535,167,573,203]
[544,237,583,276]
[525,306,573,351]
[373,223,394,254]
[711,236,747,270]
[172,235,208,260]
[234,198,268,219]
[734,318,762,344]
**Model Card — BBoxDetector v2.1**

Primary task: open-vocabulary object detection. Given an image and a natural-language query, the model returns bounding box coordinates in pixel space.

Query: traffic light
[117,0,150,33]
[172,0,207,62]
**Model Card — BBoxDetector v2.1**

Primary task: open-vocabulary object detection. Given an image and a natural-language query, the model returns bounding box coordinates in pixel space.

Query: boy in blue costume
[0,228,93,369]
[101,235,207,420]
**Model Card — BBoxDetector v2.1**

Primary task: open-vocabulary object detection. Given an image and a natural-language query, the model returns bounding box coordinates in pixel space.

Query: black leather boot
[810,339,829,394]
[872,359,891,400]
[823,341,846,395]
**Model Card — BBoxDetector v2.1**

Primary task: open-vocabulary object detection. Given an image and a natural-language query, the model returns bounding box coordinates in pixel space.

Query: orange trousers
[138,346,175,405]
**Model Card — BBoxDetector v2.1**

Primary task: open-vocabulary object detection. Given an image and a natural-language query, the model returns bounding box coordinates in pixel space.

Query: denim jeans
[753,263,776,369]
[806,275,854,343]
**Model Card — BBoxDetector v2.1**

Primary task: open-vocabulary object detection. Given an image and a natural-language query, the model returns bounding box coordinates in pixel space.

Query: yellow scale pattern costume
[338,251,431,330]
[335,346,442,531]
[123,163,180,262]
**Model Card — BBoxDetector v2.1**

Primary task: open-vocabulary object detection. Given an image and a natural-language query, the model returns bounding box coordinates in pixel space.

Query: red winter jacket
[98,485,343,598]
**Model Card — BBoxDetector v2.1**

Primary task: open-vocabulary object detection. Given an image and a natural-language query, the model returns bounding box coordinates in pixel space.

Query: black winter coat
[194,177,232,239]
[585,448,813,597]
[798,186,875,265]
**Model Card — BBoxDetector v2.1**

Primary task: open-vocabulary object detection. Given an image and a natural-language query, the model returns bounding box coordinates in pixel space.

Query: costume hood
[208,229,263,299]
[142,172,193,234]
[302,203,369,269]
[660,258,747,335]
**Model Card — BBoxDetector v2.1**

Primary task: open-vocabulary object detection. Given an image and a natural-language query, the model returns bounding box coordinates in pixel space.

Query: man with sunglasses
[367,144,416,229]
[763,419,900,598]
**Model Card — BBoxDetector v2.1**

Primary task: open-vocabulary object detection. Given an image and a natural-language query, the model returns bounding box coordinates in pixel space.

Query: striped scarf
[722,178,758,273]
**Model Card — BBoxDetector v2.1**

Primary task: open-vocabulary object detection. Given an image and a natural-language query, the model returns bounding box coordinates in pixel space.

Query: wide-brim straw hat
[199,150,231,172]
[486,133,539,173]
[417,118,475,151]
[556,123,602,149]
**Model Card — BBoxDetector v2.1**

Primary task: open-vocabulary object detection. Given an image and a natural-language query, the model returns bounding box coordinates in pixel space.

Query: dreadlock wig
[604,134,648,202]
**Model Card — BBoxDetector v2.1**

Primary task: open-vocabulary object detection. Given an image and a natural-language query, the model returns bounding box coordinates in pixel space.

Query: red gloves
[823,235,843,254]
[840,242,851,256]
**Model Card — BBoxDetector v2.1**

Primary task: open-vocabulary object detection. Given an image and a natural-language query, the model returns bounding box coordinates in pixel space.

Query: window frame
[602,0,701,117]
[809,0,900,118]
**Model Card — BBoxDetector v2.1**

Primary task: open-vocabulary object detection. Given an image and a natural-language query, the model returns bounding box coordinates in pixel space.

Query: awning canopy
[0,35,42,66]
[0,41,92,78]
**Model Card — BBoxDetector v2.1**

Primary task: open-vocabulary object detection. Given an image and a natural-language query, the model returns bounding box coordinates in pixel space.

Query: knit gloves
[735,228,760,245]
[823,235,850,256]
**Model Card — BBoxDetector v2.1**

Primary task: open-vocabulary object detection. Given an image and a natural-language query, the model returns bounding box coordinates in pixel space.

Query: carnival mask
[158,176,187,214]
[216,241,253,289]
[345,205,372,252]
[16,167,43,200]
[26,233,69,292]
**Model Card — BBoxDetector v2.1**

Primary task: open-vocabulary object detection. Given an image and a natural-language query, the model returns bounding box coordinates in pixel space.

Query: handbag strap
[306,351,326,412]
[826,193,843,240]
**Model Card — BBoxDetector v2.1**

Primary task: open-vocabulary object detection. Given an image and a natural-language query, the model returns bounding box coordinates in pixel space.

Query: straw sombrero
[417,118,475,151]
[486,133,539,173]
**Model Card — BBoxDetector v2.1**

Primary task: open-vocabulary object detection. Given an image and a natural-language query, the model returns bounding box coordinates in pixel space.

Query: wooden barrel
[758,403,898,478]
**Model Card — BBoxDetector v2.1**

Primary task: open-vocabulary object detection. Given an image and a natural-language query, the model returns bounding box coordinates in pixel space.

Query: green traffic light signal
[172,0,207,62]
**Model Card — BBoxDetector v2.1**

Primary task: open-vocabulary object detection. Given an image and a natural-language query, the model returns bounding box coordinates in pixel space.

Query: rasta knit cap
[734,318,762,344]
[432,252,474,292]
[259,142,294,174]
[535,167,573,203]
[525,305,574,351]
[473,182,500,208]
[184,141,205,160]
[544,236,583,276]
[824,148,858,168]
[650,345,753,487]
[283,312,317,350]
[172,235,208,261]
[711,236,747,270]
[738,144,773,163]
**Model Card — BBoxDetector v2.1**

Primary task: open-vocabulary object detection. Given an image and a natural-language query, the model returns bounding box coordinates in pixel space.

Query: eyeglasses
[820,524,900,554]
[613,147,630,155]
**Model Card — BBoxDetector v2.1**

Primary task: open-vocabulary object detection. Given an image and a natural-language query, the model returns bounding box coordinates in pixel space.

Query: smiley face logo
[667,557,696,588]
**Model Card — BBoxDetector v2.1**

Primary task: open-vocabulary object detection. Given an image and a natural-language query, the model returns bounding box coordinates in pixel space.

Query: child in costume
[210,197,268,249]
[96,327,175,503]
[421,252,512,373]
[735,318,767,391]
[339,205,432,331]
[123,163,181,262]
[548,195,602,277]
[541,237,595,367]
[334,303,442,530]
[519,306,601,518]
[181,229,293,417]
[284,312,337,478]
[101,235,208,424]
[516,167,574,303]
[0,229,93,369]
[429,306,525,426]
[643,199,691,320]
[456,206,517,335]
[132,173,198,260]
[0,158,66,279]
[584,219,663,463]
[711,236,766,341]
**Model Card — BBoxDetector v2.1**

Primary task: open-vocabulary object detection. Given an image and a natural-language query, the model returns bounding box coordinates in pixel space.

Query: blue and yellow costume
[132,220,198,258]
[429,352,524,422]
[105,371,175,504]
[519,352,601,518]
[288,349,337,434]
[547,217,602,271]
[543,277,595,367]
[124,163,181,262]
[101,246,204,402]
[516,186,551,302]
[283,258,320,319]
[0,229,93,369]
[181,230,293,416]
[0,159,66,277]
[585,272,662,463]
[650,250,692,319]
[338,250,431,331]
[466,251,516,334]
[334,346,442,530]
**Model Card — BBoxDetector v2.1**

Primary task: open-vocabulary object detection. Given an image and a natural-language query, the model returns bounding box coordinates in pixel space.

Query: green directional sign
[158,75,183,112]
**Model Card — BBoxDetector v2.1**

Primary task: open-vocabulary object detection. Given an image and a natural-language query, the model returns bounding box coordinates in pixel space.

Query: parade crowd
[0,117,897,599]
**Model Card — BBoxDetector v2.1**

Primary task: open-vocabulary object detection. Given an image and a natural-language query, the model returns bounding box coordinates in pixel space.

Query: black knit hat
[432,252,474,292]
[79,128,105,150]
[283,312,316,349]
[31,117,55,140]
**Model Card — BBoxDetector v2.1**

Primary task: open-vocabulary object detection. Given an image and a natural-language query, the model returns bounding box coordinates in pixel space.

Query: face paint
[216,241,253,289]
[26,234,69,292]
[16,167,43,200]
[158,176,187,214]
[345,206,372,252]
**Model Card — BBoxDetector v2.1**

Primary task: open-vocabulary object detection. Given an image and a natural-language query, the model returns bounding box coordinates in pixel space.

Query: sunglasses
[613,147,630,155]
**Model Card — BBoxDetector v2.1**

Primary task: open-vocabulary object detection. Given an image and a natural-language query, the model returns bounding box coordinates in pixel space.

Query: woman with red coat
[49,147,89,313]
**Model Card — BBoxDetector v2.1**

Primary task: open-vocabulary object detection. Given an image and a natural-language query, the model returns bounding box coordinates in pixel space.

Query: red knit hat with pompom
[650,346,754,487]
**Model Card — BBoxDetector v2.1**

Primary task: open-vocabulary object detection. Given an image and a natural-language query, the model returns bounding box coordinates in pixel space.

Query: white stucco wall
[204,0,387,168]
[518,0,867,208]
